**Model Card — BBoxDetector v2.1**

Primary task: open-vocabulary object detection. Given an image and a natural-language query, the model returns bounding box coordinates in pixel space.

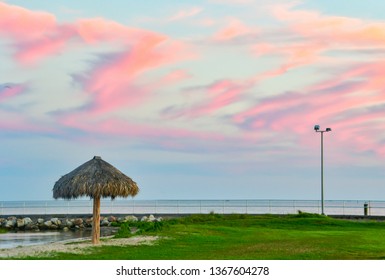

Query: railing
[1,200,384,216]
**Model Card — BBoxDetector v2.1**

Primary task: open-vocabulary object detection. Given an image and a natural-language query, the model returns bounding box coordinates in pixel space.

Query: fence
[1,200,384,216]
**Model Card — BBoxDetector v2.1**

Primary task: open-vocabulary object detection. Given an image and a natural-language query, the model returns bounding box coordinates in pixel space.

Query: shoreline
[0,234,159,259]
[0,227,118,250]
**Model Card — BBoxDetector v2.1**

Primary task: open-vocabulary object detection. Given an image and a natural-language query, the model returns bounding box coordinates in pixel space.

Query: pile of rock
[0,215,162,231]
[139,215,162,222]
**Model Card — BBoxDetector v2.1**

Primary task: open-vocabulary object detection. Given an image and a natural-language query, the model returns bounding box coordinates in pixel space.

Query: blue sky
[1,0,385,201]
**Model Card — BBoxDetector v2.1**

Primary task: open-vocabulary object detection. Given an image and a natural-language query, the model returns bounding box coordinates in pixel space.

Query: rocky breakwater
[0,215,162,231]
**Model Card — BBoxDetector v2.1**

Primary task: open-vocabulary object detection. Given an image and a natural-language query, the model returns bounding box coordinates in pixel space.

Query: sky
[0,0,385,201]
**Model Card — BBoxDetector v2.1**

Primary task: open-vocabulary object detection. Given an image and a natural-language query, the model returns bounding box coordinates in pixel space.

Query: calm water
[0,228,117,249]
[1,199,384,216]
[0,230,91,249]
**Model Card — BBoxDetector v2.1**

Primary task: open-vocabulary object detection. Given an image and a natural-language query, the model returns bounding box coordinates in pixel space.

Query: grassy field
[17,213,385,260]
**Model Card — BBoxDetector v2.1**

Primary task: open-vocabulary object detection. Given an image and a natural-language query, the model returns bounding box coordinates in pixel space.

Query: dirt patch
[0,235,159,259]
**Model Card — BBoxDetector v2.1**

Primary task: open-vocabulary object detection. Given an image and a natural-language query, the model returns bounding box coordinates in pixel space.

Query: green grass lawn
[14,213,385,260]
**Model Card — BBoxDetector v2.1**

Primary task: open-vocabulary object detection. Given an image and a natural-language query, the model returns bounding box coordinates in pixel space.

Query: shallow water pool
[0,229,116,249]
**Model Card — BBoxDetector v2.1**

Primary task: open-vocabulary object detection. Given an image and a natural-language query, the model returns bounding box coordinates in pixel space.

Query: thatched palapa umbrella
[53,156,139,244]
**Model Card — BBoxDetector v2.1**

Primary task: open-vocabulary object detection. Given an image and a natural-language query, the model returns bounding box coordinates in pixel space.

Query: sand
[0,235,159,259]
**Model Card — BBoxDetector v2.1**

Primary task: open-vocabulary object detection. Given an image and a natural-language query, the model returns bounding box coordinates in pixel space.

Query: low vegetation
[14,213,385,260]
[113,220,164,238]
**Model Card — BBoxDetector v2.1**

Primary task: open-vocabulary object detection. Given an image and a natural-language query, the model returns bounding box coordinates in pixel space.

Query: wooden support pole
[92,196,101,245]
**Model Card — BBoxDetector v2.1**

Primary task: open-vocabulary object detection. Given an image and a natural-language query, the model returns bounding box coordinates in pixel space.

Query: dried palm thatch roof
[53,156,139,200]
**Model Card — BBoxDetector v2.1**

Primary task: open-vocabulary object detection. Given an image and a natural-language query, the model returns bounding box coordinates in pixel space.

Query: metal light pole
[314,125,332,215]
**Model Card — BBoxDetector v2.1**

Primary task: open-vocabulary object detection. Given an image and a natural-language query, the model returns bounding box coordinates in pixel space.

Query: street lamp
[314,125,332,215]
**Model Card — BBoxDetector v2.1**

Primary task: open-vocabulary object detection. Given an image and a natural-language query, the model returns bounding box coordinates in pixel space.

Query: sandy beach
[0,235,159,259]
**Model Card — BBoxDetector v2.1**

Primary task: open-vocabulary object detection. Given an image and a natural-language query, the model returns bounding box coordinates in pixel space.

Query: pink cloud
[0,2,57,40]
[15,25,75,64]
[3,1,385,162]
[213,18,257,41]
[80,38,193,114]
[12,15,167,65]
[71,18,195,114]
[157,69,192,87]
[250,42,326,82]
[0,83,27,102]
[0,2,67,64]
[272,3,385,48]
[0,3,192,67]
[247,3,385,84]
[205,80,248,113]
[233,59,385,158]
[270,2,320,23]
[74,18,154,44]
[251,43,275,57]
[164,79,253,119]
[0,3,195,114]
[168,7,203,21]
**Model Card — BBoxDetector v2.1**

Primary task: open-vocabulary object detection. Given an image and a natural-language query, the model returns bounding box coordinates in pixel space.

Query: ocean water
[1,199,384,216]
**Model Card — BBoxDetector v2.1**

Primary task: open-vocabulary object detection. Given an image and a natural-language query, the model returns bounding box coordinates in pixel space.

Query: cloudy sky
[1,0,385,201]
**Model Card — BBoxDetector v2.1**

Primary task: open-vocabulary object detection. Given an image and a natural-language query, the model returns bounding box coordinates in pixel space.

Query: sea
[1,199,384,216]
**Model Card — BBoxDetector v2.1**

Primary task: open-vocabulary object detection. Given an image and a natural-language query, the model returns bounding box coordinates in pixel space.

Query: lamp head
[326,128,332,132]
[314,125,320,131]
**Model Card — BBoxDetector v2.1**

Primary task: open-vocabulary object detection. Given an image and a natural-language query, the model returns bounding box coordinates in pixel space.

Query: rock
[148,215,156,222]
[101,218,109,226]
[63,227,69,231]
[65,219,74,228]
[4,218,16,228]
[140,216,148,222]
[23,217,33,226]
[51,218,61,226]
[17,219,25,228]
[74,218,83,226]
[5,220,16,228]
[85,218,93,227]
[60,219,67,227]
[50,224,58,230]
[0,216,121,230]
[156,217,163,222]
[25,223,37,230]
[73,222,84,229]
[44,221,52,227]
[125,215,138,222]
[108,216,117,222]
